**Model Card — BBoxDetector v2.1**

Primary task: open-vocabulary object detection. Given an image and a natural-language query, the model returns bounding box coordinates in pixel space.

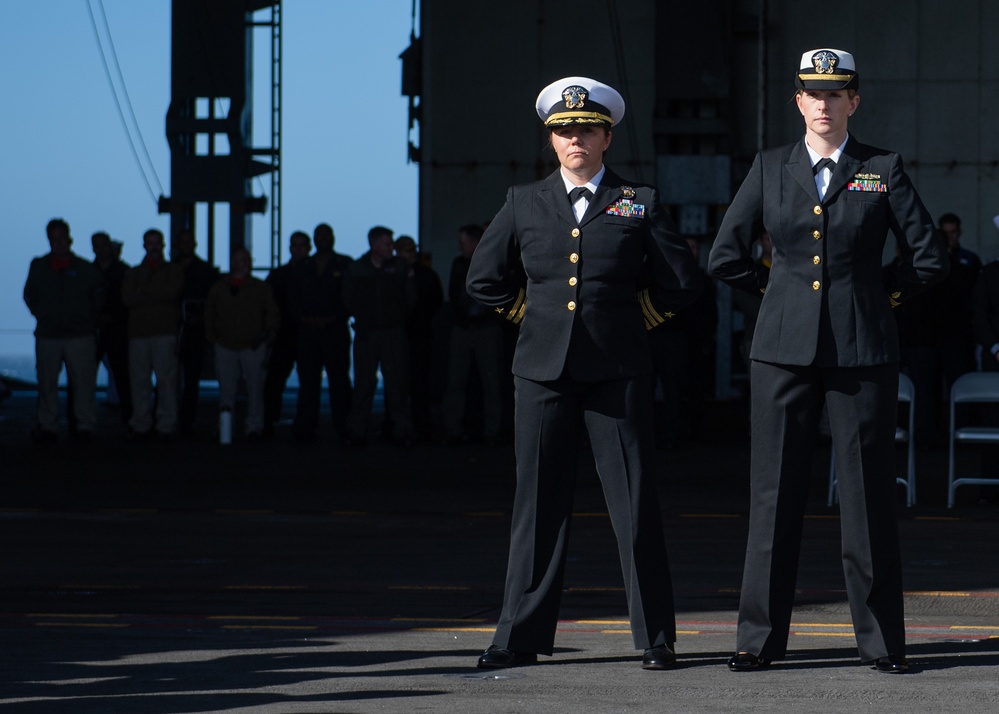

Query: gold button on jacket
[707,137,949,369]
[465,167,702,382]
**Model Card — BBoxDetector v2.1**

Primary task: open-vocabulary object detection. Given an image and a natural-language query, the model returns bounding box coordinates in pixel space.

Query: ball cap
[795,49,859,91]
[536,76,625,127]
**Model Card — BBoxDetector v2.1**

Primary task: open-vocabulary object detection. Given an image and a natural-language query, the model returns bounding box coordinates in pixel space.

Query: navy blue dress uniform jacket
[467,167,702,381]
[708,136,949,367]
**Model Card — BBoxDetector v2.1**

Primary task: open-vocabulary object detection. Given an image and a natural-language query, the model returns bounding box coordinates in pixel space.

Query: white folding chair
[947,372,999,508]
[828,372,916,507]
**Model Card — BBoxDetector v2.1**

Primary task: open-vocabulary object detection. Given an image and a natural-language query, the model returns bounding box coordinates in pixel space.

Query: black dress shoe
[873,655,909,673]
[727,652,771,671]
[476,645,537,669]
[642,644,677,670]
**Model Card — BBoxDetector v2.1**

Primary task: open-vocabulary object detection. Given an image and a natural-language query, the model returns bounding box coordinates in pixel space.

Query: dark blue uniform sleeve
[466,187,527,326]
[707,153,770,296]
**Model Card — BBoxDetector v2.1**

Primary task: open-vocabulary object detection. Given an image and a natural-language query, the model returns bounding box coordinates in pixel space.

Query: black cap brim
[795,72,859,91]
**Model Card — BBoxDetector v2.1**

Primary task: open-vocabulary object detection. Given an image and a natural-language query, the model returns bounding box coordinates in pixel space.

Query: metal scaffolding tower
[265,3,282,267]
[159,0,281,269]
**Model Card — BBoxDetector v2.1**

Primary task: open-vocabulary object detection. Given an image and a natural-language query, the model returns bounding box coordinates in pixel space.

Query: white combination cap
[535,76,625,127]
[795,49,859,90]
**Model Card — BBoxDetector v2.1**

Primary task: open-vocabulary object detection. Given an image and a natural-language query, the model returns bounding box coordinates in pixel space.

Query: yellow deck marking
[415,627,495,632]
[908,591,972,597]
[205,615,302,622]
[36,622,129,628]
[391,617,487,623]
[27,613,118,618]
[221,625,316,630]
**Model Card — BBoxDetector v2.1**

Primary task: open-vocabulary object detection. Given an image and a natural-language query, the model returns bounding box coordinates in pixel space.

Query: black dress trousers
[492,372,676,655]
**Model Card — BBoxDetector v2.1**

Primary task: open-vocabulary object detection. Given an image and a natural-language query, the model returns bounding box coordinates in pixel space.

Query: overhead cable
[85,0,165,204]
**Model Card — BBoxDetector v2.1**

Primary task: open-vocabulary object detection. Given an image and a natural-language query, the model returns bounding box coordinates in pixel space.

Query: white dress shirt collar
[560,165,605,195]
[806,135,848,201]
[561,166,605,221]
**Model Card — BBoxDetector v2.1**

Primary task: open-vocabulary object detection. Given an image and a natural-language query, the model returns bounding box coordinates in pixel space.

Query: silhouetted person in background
[343,226,416,446]
[893,229,977,447]
[91,231,131,422]
[442,223,504,445]
[173,228,219,437]
[205,246,280,442]
[290,223,353,443]
[649,237,717,449]
[23,218,105,443]
[973,257,999,461]
[974,257,999,373]
[394,234,443,443]
[122,228,184,440]
[939,212,982,275]
[263,230,311,439]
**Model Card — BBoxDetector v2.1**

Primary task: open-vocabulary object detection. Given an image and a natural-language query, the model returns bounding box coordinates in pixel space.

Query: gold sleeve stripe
[638,289,663,330]
[511,300,526,325]
[506,289,526,324]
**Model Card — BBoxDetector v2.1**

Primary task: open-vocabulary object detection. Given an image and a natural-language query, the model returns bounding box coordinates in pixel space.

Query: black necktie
[813,158,836,175]
[569,186,592,204]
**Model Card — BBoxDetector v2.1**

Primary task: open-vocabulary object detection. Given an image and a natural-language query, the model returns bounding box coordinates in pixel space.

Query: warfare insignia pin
[562,85,588,109]
[811,50,839,74]
[621,186,635,199]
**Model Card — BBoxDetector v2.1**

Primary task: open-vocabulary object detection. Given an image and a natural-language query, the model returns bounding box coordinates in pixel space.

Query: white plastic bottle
[219,408,233,445]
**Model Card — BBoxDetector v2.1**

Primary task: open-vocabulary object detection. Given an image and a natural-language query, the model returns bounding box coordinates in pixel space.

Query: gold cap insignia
[562,85,587,109]
[812,51,839,75]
